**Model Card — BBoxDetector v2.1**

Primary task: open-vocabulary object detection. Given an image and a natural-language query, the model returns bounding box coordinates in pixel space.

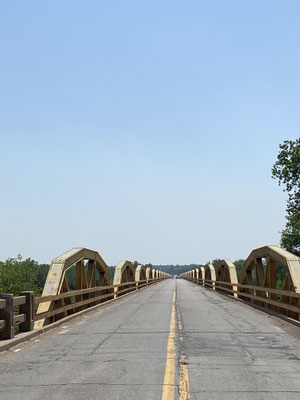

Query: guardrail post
[0,294,14,340]
[19,291,34,332]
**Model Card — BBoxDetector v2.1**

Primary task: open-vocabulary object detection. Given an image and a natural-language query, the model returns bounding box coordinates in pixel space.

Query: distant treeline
[0,256,287,296]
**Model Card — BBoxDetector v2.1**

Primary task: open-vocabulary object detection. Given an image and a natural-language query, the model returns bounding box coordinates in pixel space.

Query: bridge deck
[0,279,299,399]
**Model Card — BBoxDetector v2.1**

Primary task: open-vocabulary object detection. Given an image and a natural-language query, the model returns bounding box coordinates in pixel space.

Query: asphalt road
[177,279,300,400]
[0,279,299,400]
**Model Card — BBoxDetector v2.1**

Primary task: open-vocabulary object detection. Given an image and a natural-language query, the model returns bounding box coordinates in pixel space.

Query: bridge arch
[35,247,111,328]
[113,260,135,284]
[240,245,300,318]
[135,265,146,287]
[113,260,135,296]
[204,264,216,289]
[146,267,153,280]
[199,266,205,285]
[215,260,238,297]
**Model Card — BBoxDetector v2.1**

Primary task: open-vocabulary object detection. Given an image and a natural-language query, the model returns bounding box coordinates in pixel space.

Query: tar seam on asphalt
[176,282,190,400]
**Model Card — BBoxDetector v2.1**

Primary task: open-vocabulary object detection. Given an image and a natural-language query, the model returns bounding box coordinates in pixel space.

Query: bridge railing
[0,292,34,340]
[0,277,167,341]
[214,280,299,316]
[183,272,300,321]
[181,245,300,321]
[34,279,158,323]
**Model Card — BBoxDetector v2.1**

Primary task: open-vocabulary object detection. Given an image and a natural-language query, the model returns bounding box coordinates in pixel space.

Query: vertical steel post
[0,294,14,340]
[19,291,34,332]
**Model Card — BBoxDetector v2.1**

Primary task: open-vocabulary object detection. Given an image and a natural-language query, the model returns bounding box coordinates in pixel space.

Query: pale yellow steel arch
[240,245,300,318]
[135,265,146,287]
[199,266,205,285]
[204,264,216,289]
[35,247,111,329]
[191,269,196,281]
[146,267,153,280]
[113,260,135,285]
[215,259,238,298]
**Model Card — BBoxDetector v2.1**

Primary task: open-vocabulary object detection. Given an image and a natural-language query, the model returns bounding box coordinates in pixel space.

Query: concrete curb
[0,280,164,353]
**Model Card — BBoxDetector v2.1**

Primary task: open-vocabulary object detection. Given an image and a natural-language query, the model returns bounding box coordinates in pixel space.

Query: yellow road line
[161,282,176,400]
[162,281,190,400]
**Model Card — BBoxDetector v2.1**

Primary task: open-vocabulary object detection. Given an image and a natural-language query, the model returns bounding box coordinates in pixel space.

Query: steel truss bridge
[0,245,299,399]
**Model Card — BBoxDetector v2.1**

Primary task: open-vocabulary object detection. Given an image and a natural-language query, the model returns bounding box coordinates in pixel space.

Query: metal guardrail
[0,292,34,340]
[0,278,162,340]
[35,279,158,321]
[187,277,300,319]
[181,246,300,321]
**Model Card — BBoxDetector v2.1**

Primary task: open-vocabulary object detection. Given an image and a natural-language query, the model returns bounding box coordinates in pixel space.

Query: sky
[0,1,299,266]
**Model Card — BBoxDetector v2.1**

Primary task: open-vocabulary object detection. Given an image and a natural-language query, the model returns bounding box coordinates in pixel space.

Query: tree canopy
[272,138,300,255]
[0,255,49,296]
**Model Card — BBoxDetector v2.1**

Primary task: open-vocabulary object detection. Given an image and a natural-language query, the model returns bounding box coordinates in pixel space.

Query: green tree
[0,256,49,296]
[272,139,300,255]
[108,266,115,284]
[133,261,139,269]
[233,259,245,280]
[211,259,221,269]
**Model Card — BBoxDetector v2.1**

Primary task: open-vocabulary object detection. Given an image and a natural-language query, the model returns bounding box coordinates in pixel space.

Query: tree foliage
[272,138,300,255]
[233,259,245,280]
[0,255,49,296]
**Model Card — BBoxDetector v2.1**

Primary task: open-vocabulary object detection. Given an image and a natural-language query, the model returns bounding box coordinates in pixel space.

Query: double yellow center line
[162,281,190,400]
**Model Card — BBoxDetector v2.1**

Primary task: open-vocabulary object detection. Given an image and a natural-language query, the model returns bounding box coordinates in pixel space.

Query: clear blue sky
[0,1,299,265]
